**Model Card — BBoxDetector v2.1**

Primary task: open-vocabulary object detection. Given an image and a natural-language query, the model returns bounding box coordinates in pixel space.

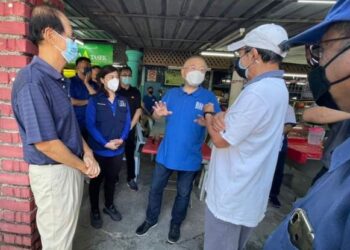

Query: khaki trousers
[29,164,84,250]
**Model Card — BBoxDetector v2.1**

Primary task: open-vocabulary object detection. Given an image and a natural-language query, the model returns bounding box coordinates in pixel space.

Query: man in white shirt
[201,24,289,250]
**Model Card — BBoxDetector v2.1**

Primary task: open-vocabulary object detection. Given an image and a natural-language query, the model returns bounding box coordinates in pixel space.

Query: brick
[0,118,19,130]
[0,39,37,55]
[0,145,23,158]
[1,160,29,173]
[1,186,33,199]
[0,199,34,212]
[0,87,11,101]
[0,22,28,36]
[0,173,29,186]
[0,103,13,116]
[0,72,16,85]
[0,133,21,144]
[2,231,39,247]
[0,222,34,234]
[0,210,36,224]
[0,55,31,68]
[0,2,32,19]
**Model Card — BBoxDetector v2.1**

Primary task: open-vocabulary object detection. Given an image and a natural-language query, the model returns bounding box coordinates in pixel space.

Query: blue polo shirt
[264,137,350,250]
[11,56,83,165]
[69,75,98,129]
[156,87,220,171]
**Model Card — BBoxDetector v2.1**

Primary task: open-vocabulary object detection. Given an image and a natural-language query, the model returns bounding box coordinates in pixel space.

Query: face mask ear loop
[324,43,350,68]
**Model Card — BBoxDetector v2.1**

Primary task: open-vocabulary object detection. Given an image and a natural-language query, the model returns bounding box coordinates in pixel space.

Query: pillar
[0,1,64,249]
[126,50,143,87]
[229,71,244,106]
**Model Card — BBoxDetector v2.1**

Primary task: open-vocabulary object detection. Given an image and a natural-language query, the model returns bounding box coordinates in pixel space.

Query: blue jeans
[146,163,198,225]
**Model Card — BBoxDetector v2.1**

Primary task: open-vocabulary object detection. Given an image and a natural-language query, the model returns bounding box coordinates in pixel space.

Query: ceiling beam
[88,12,322,24]
[119,35,211,43]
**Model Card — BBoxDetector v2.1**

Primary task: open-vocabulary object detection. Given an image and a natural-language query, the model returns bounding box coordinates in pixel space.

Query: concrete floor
[73,155,299,250]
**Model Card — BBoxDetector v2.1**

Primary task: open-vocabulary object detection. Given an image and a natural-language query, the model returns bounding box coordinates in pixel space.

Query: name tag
[118,100,127,107]
[195,101,204,111]
[97,102,106,106]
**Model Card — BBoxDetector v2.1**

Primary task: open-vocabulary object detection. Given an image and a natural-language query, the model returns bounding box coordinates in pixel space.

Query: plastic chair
[134,123,146,180]
[198,139,213,201]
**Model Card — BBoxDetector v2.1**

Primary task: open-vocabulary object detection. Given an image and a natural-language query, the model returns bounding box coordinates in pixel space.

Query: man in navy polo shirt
[264,0,350,249]
[11,5,100,249]
[70,57,98,139]
[136,56,220,243]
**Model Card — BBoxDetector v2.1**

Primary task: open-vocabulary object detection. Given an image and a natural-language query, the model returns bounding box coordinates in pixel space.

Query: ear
[100,77,105,85]
[251,48,260,60]
[181,68,186,79]
[42,27,54,43]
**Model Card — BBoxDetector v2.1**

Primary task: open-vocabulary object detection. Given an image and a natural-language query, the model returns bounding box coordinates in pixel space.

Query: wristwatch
[204,111,215,118]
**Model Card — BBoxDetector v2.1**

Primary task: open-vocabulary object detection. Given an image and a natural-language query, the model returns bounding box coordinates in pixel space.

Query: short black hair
[92,65,101,70]
[29,5,65,46]
[121,66,132,74]
[147,86,153,90]
[245,47,283,64]
[75,57,91,66]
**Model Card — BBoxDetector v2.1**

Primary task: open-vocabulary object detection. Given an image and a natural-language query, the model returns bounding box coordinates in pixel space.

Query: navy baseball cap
[285,0,350,48]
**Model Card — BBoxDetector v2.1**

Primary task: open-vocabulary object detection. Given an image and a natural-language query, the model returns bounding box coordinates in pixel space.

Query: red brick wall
[0,1,64,249]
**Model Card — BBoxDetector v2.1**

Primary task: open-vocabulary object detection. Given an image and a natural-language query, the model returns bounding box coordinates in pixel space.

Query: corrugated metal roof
[64,0,332,63]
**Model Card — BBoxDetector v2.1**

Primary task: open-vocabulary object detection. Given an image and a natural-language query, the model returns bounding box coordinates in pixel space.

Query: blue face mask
[54,31,79,63]
[121,76,132,85]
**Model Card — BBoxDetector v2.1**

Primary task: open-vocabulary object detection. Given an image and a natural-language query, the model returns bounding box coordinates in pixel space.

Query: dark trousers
[146,163,197,226]
[270,149,287,198]
[311,166,328,185]
[125,129,136,181]
[89,154,123,212]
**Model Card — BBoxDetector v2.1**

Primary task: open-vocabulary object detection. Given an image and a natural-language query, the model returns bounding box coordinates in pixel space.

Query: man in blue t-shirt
[135,56,220,243]
[70,57,98,139]
[142,86,157,115]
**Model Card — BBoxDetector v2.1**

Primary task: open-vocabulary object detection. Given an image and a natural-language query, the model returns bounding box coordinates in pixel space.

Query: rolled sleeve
[220,92,268,146]
[17,84,58,145]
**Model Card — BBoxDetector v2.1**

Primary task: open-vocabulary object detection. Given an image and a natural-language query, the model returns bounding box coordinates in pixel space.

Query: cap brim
[227,40,246,51]
[287,21,331,47]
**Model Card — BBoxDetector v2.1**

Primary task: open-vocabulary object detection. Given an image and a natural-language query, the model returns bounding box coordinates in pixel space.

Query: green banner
[69,42,114,66]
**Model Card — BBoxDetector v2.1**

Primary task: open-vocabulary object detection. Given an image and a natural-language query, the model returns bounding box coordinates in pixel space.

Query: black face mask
[148,90,153,95]
[308,44,350,110]
[233,58,247,79]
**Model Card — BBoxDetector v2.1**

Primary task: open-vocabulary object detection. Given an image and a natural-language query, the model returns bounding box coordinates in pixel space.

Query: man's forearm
[35,139,86,172]
[84,82,97,95]
[205,115,230,148]
[71,98,88,106]
[303,106,350,124]
[131,109,142,129]
[82,138,93,155]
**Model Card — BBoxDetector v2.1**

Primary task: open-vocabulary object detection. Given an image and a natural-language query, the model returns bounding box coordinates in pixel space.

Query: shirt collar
[245,70,284,87]
[181,86,202,97]
[329,137,350,172]
[31,56,63,81]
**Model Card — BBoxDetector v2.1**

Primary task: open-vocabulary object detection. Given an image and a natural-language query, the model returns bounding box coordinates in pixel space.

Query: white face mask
[107,78,119,92]
[186,70,205,87]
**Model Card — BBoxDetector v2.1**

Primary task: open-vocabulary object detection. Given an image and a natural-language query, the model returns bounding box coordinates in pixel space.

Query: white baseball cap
[227,24,289,58]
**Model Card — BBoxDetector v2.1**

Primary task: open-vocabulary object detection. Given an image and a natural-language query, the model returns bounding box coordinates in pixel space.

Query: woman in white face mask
[85,65,131,229]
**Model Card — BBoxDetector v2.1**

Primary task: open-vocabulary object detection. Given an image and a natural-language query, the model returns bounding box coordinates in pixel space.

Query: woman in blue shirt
[86,65,131,229]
